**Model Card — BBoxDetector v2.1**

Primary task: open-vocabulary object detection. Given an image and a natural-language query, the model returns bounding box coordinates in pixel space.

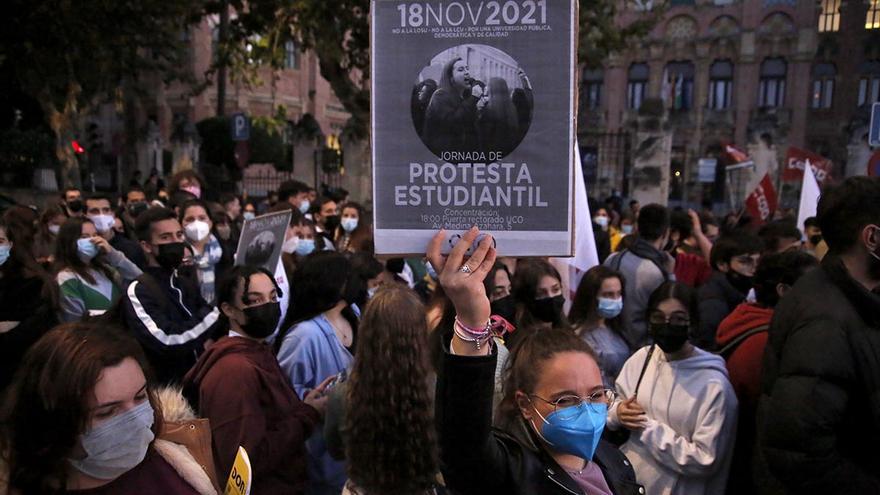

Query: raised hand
[617,397,648,431]
[427,227,496,330]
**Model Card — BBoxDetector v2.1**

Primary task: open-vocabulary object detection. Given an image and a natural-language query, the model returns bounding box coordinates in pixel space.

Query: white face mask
[184,220,211,242]
[593,216,609,230]
[282,235,300,254]
[48,224,61,235]
[88,214,115,234]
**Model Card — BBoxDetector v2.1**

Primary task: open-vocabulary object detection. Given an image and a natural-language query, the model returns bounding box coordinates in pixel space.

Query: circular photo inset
[411,44,533,163]
[244,230,277,270]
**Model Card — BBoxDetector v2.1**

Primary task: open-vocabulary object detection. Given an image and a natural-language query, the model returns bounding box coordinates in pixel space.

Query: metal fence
[579,131,631,200]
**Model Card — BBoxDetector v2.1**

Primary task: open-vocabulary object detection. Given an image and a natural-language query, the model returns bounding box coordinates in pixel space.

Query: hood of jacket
[183,336,274,390]
[662,345,730,376]
[715,303,774,347]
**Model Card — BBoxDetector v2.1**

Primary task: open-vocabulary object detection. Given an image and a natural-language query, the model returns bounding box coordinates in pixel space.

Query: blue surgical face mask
[593,216,609,230]
[597,297,623,319]
[243,212,256,221]
[0,245,10,266]
[298,199,311,214]
[341,217,358,233]
[77,238,99,261]
[68,400,155,480]
[530,401,606,461]
[295,238,315,256]
[621,224,634,235]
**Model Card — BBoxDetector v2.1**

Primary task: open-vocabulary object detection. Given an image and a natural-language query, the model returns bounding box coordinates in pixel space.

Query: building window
[858,61,880,106]
[811,63,835,109]
[868,0,880,29]
[708,60,733,110]
[284,40,299,70]
[664,61,695,111]
[627,63,649,110]
[758,58,787,108]
[819,0,841,32]
[583,68,603,110]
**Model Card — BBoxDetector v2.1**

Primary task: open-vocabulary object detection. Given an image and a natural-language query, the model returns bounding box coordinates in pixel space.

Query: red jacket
[715,303,773,412]
[675,252,712,288]
[183,336,320,494]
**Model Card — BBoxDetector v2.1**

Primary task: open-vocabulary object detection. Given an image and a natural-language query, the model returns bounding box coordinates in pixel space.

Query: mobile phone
[324,370,348,392]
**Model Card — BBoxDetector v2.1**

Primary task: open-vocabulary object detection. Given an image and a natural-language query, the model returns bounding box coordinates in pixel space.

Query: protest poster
[744,173,778,226]
[224,446,252,495]
[371,0,577,256]
[783,146,833,185]
[234,210,292,273]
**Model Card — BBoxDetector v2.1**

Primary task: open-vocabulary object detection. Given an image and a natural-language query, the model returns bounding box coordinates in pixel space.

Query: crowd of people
[0,168,878,495]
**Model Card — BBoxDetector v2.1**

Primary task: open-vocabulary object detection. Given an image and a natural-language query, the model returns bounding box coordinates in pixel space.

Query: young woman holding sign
[431,227,643,495]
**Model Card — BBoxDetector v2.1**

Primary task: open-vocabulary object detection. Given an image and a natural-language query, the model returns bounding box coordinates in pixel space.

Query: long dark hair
[0,322,163,494]
[345,286,438,494]
[439,56,463,93]
[276,251,357,350]
[495,327,597,448]
[335,201,372,254]
[508,259,568,348]
[54,217,114,286]
[485,77,518,129]
[569,265,626,336]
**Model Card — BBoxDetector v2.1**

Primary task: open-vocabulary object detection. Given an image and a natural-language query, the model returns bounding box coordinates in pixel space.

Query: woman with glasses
[431,227,643,495]
[607,281,738,495]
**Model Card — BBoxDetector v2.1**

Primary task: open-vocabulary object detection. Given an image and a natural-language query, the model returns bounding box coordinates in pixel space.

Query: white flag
[796,159,820,239]
[551,146,599,311]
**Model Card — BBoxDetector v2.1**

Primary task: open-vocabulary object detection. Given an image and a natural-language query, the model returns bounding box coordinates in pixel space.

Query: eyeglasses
[732,255,759,267]
[648,310,690,327]
[530,389,616,418]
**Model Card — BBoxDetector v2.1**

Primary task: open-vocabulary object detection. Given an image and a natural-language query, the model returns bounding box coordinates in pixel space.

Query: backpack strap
[633,344,656,400]
[716,324,770,359]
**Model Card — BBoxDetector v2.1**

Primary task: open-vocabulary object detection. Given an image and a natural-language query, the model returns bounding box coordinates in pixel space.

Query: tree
[0,0,205,188]
[213,0,659,140]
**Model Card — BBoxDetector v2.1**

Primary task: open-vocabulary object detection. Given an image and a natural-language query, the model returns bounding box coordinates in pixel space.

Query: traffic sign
[231,113,250,141]
[870,102,880,147]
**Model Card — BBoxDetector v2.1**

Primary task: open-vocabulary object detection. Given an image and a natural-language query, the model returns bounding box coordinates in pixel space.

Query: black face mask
[809,234,823,247]
[67,199,83,213]
[725,270,754,296]
[650,323,689,353]
[323,215,340,233]
[155,242,185,271]
[128,201,148,219]
[490,295,517,324]
[529,295,565,324]
[241,301,281,339]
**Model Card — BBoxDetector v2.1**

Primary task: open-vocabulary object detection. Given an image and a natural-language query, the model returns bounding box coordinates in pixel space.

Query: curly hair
[344,286,438,494]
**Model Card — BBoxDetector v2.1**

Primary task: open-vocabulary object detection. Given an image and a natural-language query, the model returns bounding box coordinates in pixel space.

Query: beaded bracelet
[453,317,491,350]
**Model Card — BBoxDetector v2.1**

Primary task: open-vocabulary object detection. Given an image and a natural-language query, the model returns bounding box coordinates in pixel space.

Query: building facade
[580,0,880,206]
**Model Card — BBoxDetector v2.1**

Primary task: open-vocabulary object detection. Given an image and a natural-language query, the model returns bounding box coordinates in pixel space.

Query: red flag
[784,147,832,184]
[724,143,754,167]
[744,173,778,225]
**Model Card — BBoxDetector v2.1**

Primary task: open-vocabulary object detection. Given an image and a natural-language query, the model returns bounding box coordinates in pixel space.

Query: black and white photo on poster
[234,210,292,273]
[372,0,576,256]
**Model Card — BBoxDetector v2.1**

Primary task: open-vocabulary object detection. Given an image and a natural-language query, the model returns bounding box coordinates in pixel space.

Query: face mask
[530,295,565,324]
[0,245,10,266]
[621,224,634,235]
[593,216,609,230]
[241,301,281,339]
[490,295,517,324]
[597,297,623,319]
[243,212,256,221]
[181,185,201,198]
[529,402,606,461]
[128,201,148,219]
[77,238,99,261]
[282,235,300,254]
[48,224,61,235]
[298,199,311,214]
[295,238,316,256]
[88,214,115,234]
[67,199,83,213]
[68,400,155,481]
[154,242,185,271]
[341,217,359,233]
[323,215,340,233]
[650,322,690,353]
[725,270,754,295]
[366,286,379,300]
[184,220,211,242]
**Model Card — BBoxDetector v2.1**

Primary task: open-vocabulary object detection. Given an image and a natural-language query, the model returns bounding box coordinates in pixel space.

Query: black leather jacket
[437,343,645,495]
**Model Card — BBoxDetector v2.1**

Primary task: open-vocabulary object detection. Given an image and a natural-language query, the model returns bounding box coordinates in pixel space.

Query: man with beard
[757,177,880,493]
[695,234,763,351]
